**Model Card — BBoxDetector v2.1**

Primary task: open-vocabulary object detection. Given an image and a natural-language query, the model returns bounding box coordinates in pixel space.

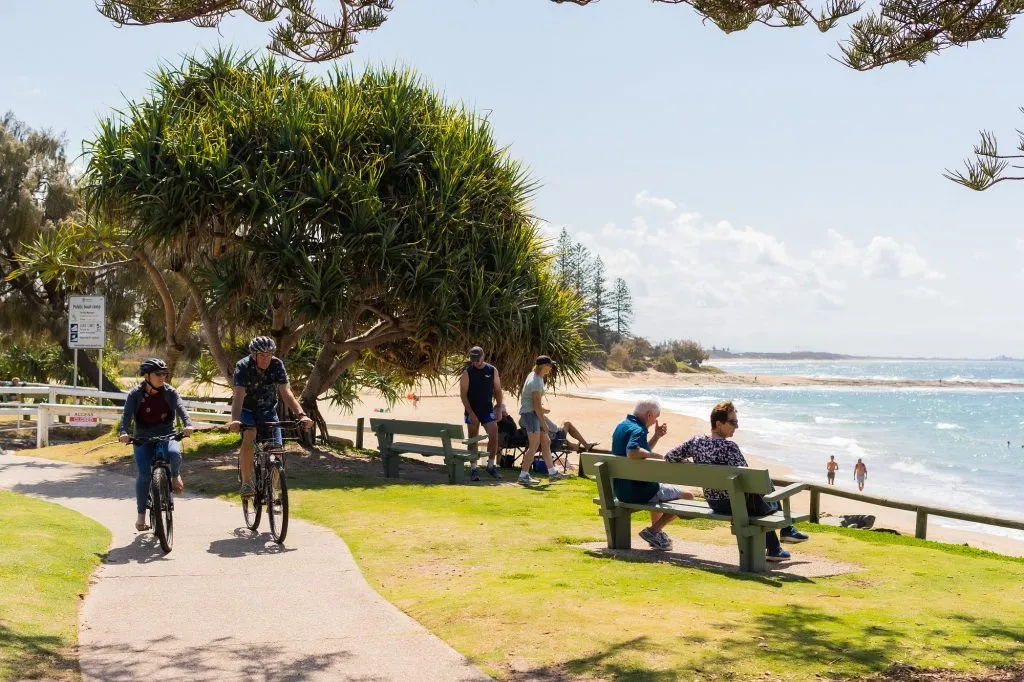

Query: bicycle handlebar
[128,431,187,445]
[239,420,304,431]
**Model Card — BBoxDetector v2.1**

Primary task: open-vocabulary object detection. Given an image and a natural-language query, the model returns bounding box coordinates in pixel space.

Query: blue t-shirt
[611,414,659,503]
[233,356,289,416]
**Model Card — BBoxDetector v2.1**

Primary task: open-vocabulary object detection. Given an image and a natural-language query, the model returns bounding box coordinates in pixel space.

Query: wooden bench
[370,419,488,484]
[581,453,811,572]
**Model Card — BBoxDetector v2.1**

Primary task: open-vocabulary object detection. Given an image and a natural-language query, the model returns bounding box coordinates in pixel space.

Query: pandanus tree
[85,50,589,437]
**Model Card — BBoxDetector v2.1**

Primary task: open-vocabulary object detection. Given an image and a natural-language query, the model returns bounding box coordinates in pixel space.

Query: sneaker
[240,482,255,499]
[485,464,501,480]
[766,548,792,562]
[656,530,674,551]
[518,471,540,486]
[548,469,567,482]
[780,527,810,544]
[639,527,671,551]
[469,468,480,482]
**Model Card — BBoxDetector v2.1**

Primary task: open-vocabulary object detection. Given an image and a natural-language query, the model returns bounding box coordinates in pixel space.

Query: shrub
[656,353,678,374]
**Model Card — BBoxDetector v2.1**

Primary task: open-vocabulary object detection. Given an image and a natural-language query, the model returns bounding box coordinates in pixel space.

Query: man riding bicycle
[227,336,313,498]
[119,358,193,531]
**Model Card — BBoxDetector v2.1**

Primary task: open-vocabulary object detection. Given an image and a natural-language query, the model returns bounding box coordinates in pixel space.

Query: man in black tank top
[460,346,504,481]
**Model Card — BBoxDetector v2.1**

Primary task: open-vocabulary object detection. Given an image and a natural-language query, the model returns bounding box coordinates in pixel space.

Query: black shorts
[465,407,496,425]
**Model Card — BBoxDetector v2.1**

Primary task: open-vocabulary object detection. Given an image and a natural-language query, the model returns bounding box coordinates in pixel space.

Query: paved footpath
[0,453,490,681]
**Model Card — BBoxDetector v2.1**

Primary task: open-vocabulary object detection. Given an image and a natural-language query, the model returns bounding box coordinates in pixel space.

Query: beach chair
[496,414,529,468]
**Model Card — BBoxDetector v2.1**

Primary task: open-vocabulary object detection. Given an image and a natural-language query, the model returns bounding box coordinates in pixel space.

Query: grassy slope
[0,491,110,681]
[20,435,1024,681]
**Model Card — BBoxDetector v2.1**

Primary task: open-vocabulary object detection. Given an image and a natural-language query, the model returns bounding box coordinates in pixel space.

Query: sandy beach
[342,367,1024,557]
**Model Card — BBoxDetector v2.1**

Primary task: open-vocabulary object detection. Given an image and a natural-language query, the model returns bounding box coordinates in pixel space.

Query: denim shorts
[520,412,542,434]
[240,408,282,446]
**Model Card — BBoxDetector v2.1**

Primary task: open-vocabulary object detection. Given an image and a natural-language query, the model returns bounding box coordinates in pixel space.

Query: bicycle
[238,421,295,544]
[129,431,185,553]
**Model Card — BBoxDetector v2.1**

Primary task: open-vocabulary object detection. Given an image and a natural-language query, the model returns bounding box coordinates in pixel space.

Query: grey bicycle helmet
[139,358,168,376]
[248,336,277,354]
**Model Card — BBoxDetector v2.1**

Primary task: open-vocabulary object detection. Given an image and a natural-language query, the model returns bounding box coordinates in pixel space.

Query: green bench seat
[581,453,810,572]
[370,418,487,484]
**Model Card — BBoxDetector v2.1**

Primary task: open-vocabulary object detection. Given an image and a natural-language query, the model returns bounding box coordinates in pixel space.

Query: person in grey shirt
[517,355,567,486]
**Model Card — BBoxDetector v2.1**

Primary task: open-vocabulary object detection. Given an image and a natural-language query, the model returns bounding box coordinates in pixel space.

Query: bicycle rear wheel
[267,460,288,544]
[151,468,173,553]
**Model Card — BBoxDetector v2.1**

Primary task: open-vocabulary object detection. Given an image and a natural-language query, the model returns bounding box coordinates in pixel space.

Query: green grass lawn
[0,490,110,681]
[20,434,1024,681]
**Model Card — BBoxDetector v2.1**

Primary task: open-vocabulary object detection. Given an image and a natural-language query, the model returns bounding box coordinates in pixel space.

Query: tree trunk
[296,340,341,446]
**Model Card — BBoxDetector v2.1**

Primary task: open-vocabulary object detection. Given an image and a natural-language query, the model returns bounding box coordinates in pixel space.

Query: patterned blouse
[665,434,748,505]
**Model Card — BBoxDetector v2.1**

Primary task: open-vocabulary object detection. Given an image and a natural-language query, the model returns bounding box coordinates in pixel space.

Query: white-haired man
[610,398,693,551]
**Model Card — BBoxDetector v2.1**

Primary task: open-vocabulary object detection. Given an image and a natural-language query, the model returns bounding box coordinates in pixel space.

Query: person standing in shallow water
[826,455,839,485]
[854,458,868,491]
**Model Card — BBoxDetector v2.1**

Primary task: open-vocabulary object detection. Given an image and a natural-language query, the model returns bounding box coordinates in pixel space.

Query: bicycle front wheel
[151,468,173,553]
[242,455,262,531]
[267,460,288,544]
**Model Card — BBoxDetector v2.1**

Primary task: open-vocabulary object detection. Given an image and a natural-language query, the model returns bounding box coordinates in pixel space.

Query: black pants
[708,495,782,553]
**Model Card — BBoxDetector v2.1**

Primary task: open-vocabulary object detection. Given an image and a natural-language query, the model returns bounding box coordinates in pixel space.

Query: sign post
[68,296,106,400]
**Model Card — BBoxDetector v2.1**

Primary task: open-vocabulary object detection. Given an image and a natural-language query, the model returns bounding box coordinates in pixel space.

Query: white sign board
[68,412,100,426]
[68,296,106,349]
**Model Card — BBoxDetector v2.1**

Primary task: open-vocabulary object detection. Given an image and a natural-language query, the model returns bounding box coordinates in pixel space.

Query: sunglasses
[152,371,168,377]
[727,419,739,427]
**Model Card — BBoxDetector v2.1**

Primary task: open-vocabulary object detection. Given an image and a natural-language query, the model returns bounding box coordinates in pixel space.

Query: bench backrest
[370,418,466,440]
[580,453,773,496]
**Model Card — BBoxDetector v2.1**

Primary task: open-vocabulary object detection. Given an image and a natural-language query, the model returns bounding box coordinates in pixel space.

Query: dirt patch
[578,540,861,579]
[863,664,1024,682]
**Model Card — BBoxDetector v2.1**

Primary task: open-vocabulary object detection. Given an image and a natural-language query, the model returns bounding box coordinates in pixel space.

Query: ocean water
[599,361,1024,542]
[710,358,1024,384]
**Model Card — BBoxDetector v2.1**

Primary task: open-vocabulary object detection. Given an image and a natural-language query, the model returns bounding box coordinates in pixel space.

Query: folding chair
[496,414,529,468]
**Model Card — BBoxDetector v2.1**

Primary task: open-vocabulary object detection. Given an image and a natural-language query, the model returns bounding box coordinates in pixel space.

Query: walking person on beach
[826,455,839,485]
[854,458,868,491]
[517,356,567,486]
[459,346,504,481]
[665,401,809,561]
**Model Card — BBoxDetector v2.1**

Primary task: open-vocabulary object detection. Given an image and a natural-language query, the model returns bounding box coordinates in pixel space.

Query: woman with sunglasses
[118,358,194,531]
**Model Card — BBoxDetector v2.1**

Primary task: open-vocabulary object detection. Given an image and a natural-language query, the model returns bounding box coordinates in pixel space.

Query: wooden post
[355,417,364,449]
[810,489,820,523]
[915,510,928,539]
[36,406,50,448]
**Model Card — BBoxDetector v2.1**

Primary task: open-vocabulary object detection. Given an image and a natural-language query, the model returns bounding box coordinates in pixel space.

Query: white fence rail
[0,385,368,449]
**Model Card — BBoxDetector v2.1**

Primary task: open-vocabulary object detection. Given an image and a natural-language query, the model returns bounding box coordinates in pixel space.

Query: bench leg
[383,450,400,478]
[604,510,631,550]
[448,458,466,484]
[749,532,768,573]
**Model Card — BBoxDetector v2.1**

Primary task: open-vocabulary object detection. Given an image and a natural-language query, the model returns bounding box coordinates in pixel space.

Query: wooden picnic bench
[581,453,811,572]
[370,418,488,484]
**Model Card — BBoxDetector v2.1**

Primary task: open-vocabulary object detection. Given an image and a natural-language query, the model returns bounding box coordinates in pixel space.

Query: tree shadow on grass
[509,636,681,682]
[0,623,78,681]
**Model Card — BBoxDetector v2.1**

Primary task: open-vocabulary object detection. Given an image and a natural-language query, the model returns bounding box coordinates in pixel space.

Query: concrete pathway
[0,453,490,681]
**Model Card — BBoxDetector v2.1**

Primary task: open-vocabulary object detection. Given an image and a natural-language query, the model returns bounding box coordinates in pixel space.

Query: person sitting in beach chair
[525,415,599,471]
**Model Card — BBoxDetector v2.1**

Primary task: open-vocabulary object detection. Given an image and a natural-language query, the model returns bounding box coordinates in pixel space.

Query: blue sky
[3,1,1023,357]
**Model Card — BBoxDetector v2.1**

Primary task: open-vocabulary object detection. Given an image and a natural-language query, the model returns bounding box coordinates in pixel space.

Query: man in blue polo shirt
[611,397,693,551]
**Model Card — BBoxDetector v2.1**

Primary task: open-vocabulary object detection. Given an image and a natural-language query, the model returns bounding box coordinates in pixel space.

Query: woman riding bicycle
[119,358,194,531]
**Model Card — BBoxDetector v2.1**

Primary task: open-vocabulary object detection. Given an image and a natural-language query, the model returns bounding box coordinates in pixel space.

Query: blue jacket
[119,383,192,438]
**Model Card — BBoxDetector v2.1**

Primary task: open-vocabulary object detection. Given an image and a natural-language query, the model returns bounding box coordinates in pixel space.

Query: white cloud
[634,190,677,212]
[811,289,845,310]
[1016,239,1024,254]
[813,230,943,280]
